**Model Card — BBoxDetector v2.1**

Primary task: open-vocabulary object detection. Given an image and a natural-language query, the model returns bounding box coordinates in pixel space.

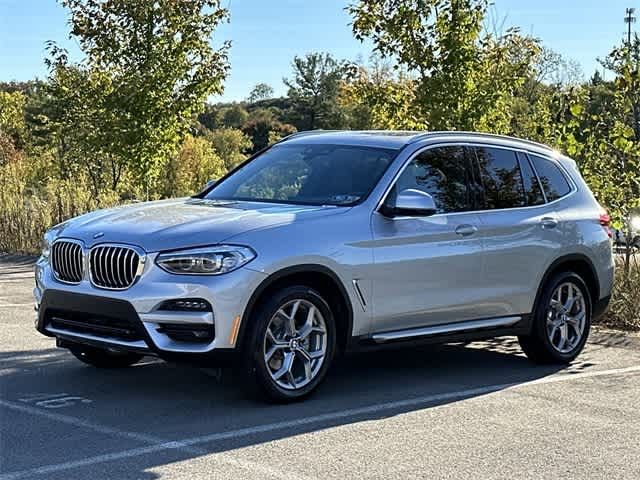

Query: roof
[278,130,422,149]
[278,130,556,155]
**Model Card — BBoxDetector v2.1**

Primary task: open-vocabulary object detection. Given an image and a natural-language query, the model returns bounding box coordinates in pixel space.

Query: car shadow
[1,337,588,479]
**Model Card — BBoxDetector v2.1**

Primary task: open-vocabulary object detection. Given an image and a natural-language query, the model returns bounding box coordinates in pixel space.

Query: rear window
[473,146,526,210]
[529,154,572,201]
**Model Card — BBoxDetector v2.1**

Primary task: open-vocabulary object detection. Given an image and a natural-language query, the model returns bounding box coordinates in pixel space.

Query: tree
[551,37,640,276]
[0,90,26,154]
[347,0,540,131]
[284,52,347,130]
[222,104,249,128]
[242,108,296,152]
[56,0,230,195]
[207,128,252,170]
[161,134,225,197]
[248,83,275,103]
[340,55,419,130]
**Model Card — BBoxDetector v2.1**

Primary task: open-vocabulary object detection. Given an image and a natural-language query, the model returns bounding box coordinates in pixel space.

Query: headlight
[156,245,256,275]
[41,233,53,259]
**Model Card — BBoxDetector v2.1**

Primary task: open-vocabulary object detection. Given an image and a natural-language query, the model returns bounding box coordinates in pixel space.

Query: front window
[385,146,473,214]
[204,143,397,206]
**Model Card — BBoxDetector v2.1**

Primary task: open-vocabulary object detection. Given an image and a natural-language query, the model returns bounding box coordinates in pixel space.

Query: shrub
[160,134,226,198]
[599,256,640,331]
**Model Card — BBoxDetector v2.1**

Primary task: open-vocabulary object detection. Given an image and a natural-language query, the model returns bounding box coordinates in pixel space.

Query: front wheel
[70,346,144,368]
[244,286,336,402]
[519,272,592,364]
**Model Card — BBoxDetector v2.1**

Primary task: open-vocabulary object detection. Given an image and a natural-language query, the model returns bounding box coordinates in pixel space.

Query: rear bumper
[593,294,612,321]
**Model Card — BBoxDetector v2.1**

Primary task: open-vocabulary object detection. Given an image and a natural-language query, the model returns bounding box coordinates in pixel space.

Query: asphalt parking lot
[1,255,640,480]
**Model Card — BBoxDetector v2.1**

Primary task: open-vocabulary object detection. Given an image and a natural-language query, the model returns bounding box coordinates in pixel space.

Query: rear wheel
[244,286,336,402]
[70,346,144,368]
[519,272,592,364]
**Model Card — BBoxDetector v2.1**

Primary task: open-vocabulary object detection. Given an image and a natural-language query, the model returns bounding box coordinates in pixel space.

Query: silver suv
[35,131,614,401]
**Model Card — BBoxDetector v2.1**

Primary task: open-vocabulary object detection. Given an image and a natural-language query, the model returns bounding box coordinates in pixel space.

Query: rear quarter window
[529,154,572,201]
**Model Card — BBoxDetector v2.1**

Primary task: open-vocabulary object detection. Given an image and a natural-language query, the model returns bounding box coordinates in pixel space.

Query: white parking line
[0,303,34,308]
[1,364,639,480]
[0,399,205,455]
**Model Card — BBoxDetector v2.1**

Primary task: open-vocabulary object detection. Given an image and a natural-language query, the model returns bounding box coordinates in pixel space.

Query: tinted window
[474,147,526,209]
[388,146,471,214]
[517,152,545,206]
[205,144,396,205]
[529,154,572,201]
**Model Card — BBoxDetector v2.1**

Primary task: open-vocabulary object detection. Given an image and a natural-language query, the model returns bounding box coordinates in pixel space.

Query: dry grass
[0,157,120,254]
[596,255,640,331]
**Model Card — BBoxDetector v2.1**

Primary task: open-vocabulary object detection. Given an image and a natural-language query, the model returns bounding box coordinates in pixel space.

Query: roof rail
[407,131,554,151]
[277,130,341,144]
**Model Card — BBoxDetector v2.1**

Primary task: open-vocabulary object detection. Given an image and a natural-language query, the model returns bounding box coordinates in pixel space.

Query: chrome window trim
[88,243,147,291]
[375,140,578,220]
[50,238,86,285]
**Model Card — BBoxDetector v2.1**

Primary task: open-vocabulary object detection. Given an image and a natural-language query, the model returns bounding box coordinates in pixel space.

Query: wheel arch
[238,264,354,353]
[534,253,600,315]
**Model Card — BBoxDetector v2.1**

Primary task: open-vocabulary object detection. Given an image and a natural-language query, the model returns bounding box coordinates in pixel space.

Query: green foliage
[248,83,275,103]
[340,56,421,129]
[0,90,27,155]
[160,134,225,197]
[348,0,540,131]
[206,128,252,170]
[222,104,249,128]
[284,53,348,130]
[242,108,296,152]
[56,0,230,193]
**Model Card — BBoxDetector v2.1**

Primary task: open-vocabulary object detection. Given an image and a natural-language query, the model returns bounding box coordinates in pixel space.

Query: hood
[55,198,346,252]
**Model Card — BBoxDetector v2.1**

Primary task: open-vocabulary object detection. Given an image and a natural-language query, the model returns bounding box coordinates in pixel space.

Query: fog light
[157,298,212,312]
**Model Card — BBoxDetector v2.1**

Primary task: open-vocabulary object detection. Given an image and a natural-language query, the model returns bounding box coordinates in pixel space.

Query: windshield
[204,143,398,206]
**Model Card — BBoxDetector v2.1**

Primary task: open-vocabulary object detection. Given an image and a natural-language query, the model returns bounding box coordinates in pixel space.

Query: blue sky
[0,0,638,101]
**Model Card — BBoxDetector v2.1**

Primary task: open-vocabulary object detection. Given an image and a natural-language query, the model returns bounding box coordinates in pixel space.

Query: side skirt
[348,315,533,352]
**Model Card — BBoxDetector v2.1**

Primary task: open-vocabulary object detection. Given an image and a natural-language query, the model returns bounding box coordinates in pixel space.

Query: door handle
[540,217,559,229]
[455,224,478,237]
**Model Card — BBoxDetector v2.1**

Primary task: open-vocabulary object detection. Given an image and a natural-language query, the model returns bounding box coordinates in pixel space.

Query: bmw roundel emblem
[93,232,105,239]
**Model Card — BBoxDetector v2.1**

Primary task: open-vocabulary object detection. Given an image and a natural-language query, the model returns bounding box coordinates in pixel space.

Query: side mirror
[383,189,437,217]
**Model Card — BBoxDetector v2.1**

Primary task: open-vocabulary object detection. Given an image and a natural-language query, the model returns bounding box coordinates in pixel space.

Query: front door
[369,145,486,333]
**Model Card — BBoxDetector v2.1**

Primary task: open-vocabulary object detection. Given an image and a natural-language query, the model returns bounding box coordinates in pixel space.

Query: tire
[243,285,336,402]
[70,346,144,368]
[518,271,592,364]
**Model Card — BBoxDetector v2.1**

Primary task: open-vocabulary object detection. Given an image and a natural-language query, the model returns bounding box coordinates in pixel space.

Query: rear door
[471,146,564,317]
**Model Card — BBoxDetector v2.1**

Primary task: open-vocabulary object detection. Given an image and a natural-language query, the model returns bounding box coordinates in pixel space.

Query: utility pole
[625,7,636,46]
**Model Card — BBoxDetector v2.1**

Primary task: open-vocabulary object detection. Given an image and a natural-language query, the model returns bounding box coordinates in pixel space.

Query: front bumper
[34,255,266,361]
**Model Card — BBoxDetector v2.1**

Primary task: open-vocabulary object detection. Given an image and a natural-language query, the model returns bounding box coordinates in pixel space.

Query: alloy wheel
[545,281,587,354]
[263,299,327,390]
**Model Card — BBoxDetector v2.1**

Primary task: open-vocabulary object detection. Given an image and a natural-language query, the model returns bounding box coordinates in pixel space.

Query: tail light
[599,211,612,238]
